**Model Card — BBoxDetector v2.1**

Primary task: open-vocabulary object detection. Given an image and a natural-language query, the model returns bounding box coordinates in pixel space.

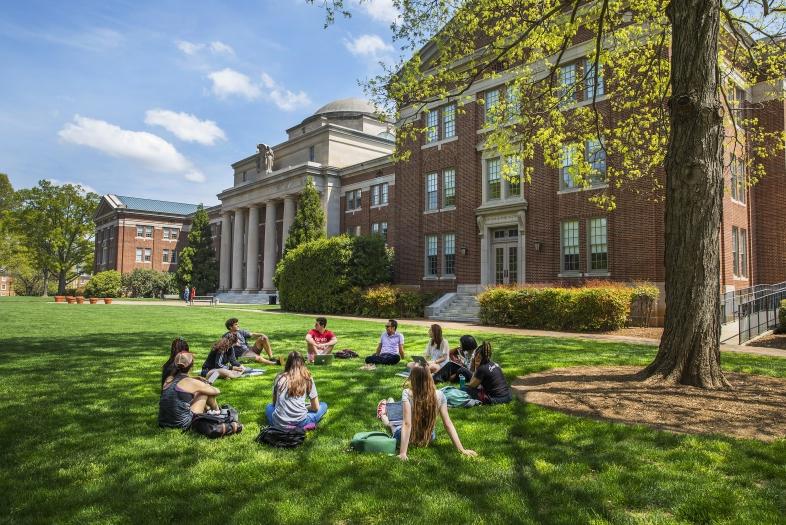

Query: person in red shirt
[305,317,337,364]
[190,286,196,306]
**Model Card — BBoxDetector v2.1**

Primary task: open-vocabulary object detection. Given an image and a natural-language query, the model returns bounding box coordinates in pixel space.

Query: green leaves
[176,206,217,294]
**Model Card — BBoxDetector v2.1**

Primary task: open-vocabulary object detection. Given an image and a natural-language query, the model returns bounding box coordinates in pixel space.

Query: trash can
[269,295,277,305]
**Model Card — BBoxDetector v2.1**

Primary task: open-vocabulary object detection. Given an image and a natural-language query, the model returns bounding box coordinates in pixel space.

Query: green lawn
[1,299,785,524]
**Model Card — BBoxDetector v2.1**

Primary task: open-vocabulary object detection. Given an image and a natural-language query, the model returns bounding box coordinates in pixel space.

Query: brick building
[0,272,14,296]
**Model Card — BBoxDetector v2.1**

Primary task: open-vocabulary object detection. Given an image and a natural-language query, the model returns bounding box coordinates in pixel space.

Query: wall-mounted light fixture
[460,246,468,256]
[534,240,543,252]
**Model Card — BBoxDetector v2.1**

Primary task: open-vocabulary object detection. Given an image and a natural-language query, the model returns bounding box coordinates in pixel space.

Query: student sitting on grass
[224,317,278,365]
[200,333,246,383]
[305,317,338,364]
[432,334,475,384]
[159,352,234,431]
[265,351,328,430]
[463,342,512,404]
[407,324,449,373]
[161,336,191,387]
[380,365,477,461]
[362,319,405,369]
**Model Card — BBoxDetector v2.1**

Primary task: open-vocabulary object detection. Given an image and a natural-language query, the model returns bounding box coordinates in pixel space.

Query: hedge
[84,271,122,298]
[779,299,786,333]
[122,269,178,298]
[478,284,653,331]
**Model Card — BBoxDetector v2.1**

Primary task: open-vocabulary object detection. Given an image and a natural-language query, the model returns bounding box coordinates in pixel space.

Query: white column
[245,205,260,291]
[262,201,277,291]
[281,196,296,255]
[231,208,245,291]
[219,211,232,291]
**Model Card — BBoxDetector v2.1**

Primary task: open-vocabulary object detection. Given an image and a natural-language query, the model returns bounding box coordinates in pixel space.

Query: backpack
[256,425,306,448]
[440,386,474,408]
[335,349,359,359]
[190,404,242,439]
[350,431,397,454]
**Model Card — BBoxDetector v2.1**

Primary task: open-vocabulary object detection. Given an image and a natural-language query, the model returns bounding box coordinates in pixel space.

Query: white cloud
[207,68,261,100]
[260,72,312,111]
[144,109,226,146]
[176,40,204,55]
[58,115,205,183]
[344,34,393,57]
[356,0,399,23]
[209,41,235,55]
[46,179,98,195]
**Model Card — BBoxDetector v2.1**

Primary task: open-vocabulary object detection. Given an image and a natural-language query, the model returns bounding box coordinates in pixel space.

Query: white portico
[216,98,394,299]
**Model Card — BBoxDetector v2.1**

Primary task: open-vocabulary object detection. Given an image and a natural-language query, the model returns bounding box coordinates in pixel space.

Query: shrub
[356,285,434,318]
[478,284,635,331]
[348,236,393,287]
[630,282,660,327]
[779,299,786,333]
[84,270,122,298]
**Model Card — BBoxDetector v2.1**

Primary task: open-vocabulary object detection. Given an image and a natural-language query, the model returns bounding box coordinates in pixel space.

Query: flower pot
[54,296,65,303]
[89,298,98,304]
[103,298,113,304]
[66,297,76,304]
[76,296,85,304]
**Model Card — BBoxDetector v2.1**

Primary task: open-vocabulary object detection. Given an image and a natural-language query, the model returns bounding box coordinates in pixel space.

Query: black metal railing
[738,288,786,344]
[720,282,786,325]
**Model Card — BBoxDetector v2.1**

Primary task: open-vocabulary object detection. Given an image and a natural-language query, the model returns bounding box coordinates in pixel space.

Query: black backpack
[255,425,306,448]
[190,404,242,439]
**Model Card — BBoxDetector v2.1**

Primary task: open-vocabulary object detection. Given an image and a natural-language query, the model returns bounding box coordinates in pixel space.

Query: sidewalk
[98,300,786,359]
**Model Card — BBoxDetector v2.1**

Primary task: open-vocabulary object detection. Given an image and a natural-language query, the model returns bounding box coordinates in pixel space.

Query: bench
[163,294,180,301]
[192,295,217,306]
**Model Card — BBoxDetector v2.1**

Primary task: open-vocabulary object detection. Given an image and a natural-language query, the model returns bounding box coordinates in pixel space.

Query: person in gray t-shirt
[225,317,278,365]
[264,351,328,429]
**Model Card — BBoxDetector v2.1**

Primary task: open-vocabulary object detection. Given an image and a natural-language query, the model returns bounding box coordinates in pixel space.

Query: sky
[0,0,402,206]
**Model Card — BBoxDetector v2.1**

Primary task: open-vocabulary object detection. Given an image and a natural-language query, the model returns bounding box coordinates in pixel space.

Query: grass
[0,299,785,524]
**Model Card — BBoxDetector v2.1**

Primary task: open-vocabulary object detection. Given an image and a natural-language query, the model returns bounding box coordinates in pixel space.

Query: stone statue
[257,143,274,174]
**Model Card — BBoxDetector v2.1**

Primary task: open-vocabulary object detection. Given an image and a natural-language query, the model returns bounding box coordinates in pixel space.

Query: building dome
[313,97,377,116]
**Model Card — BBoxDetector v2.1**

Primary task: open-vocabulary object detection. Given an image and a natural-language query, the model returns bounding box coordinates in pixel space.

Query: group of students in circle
[159,316,512,460]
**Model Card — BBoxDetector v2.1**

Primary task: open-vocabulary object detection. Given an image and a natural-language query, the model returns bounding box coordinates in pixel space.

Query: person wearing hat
[159,352,225,430]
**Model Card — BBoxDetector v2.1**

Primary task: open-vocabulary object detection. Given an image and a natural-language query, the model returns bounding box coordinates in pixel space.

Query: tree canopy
[176,205,219,294]
[284,176,326,255]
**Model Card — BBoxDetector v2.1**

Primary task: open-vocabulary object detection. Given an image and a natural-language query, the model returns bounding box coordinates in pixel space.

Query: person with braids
[158,352,233,431]
[463,342,512,404]
[200,333,246,383]
[265,351,328,430]
[161,336,191,387]
[383,365,477,461]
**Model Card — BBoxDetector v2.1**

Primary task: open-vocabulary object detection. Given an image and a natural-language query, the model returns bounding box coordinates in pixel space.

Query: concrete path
[94,300,786,359]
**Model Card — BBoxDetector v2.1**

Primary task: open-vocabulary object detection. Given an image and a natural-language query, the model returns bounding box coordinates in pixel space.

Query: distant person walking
[190,286,196,306]
[183,285,190,305]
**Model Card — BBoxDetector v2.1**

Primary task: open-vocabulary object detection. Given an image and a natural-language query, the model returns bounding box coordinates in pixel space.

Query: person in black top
[159,352,223,429]
[200,333,246,383]
[161,336,191,387]
[463,342,512,404]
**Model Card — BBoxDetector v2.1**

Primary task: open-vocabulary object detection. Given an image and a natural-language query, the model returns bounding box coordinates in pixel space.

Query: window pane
[426,235,438,275]
[136,248,142,262]
[426,173,438,210]
[443,169,456,207]
[427,109,438,142]
[146,226,153,238]
[381,222,388,241]
[589,218,608,271]
[163,228,169,240]
[172,251,177,264]
[444,234,456,275]
[561,145,576,190]
[740,229,748,277]
[495,247,504,284]
[136,226,143,237]
[508,246,517,282]
[372,185,379,206]
[586,139,607,184]
[163,249,169,262]
[506,155,521,196]
[558,63,577,106]
[732,226,739,276]
[561,221,579,272]
[381,183,389,204]
[585,59,605,98]
[487,158,501,200]
[484,89,499,125]
[443,103,455,138]
[171,229,178,240]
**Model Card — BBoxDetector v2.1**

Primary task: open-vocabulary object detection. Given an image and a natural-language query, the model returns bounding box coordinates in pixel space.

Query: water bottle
[459,375,466,390]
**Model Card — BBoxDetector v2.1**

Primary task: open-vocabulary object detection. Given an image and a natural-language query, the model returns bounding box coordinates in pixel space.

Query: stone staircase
[213,291,278,305]
[426,287,481,323]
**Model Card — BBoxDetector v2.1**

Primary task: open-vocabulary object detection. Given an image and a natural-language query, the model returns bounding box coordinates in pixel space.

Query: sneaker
[302,422,316,431]
[376,400,387,419]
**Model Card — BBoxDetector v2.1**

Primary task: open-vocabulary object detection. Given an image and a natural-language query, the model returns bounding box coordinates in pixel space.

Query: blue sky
[0,0,400,205]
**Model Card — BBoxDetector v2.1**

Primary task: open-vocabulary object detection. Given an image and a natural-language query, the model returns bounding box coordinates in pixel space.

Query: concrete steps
[214,291,278,305]
[426,291,481,323]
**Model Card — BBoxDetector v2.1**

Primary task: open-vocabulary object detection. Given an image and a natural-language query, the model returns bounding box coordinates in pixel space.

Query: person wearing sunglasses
[362,319,405,370]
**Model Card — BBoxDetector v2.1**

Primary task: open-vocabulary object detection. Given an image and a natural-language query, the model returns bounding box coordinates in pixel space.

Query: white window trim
[421,135,459,150]
[587,217,609,274]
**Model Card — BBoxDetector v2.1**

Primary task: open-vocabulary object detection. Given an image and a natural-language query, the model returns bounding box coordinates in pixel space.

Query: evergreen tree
[284,176,326,255]
[176,206,218,294]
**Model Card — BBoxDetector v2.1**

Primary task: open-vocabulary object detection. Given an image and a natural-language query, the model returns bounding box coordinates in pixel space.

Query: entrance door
[491,228,519,285]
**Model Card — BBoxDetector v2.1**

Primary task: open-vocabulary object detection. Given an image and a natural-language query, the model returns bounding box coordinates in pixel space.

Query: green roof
[115,195,200,216]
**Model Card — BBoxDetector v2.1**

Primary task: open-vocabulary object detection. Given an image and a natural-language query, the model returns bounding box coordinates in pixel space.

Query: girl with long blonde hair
[265,351,328,430]
[383,365,477,460]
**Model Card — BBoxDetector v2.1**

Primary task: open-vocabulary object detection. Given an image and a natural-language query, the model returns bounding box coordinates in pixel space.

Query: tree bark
[639,0,730,388]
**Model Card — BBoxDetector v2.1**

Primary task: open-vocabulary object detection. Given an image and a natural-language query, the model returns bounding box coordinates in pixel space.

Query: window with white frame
[442,103,456,138]
[444,233,456,275]
[380,182,389,204]
[136,225,144,238]
[163,228,169,240]
[561,220,580,272]
[586,139,607,184]
[484,88,500,125]
[425,235,438,276]
[739,228,747,278]
[309,145,316,162]
[171,251,177,264]
[144,248,152,262]
[371,183,389,206]
[558,63,577,106]
[730,155,746,203]
[371,185,380,207]
[163,249,170,263]
[486,158,501,200]
[732,226,748,277]
[426,109,439,143]
[584,59,605,98]
[589,218,608,271]
[506,85,519,120]
[426,173,438,210]
[560,145,577,190]
[346,189,361,211]
[443,169,456,207]
[145,226,153,238]
[345,225,361,237]
[506,155,522,196]
[135,248,143,262]
[371,222,389,241]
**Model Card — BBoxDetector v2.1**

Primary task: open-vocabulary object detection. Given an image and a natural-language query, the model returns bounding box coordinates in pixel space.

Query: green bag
[350,431,397,454]
[440,386,472,407]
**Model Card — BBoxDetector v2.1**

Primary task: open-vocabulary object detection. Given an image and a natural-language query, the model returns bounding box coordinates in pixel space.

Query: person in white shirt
[407,324,449,373]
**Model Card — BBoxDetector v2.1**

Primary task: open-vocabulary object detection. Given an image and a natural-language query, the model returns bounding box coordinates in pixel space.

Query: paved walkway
[101,300,786,359]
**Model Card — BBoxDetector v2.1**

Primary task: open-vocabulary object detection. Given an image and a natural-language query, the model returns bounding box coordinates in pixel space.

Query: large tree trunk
[58,271,67,295]
[639,0,730,388]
